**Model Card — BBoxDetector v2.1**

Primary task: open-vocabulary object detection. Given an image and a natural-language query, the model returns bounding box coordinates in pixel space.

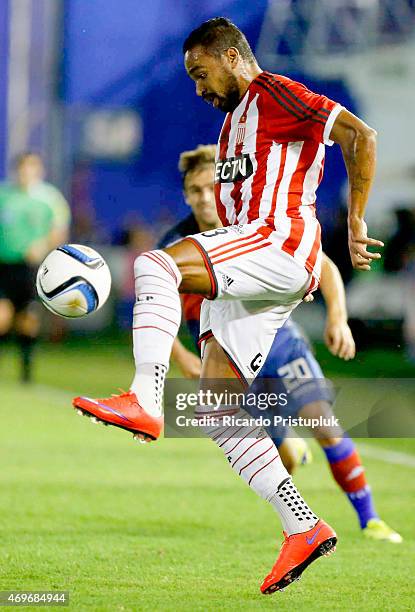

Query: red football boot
[260,519,337,594]
[73,391,163,442]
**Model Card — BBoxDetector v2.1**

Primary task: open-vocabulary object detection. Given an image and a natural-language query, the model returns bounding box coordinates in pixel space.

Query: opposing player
[73,18,383,593]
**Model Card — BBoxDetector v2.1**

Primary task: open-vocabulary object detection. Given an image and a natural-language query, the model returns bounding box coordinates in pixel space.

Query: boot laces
[110,388,131,398]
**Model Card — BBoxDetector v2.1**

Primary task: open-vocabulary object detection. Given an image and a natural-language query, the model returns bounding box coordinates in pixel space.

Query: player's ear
[183,190,191,208]
[225,47,239,68]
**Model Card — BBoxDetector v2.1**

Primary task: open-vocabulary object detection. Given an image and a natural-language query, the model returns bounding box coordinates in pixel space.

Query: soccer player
[0,154,57,382]
[160,143,401,544]
[16,152,71,247]
[73,18,384,593]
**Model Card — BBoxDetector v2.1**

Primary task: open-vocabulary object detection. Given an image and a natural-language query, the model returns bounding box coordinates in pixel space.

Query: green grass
[0,342,414,610]
[314,342,415,377]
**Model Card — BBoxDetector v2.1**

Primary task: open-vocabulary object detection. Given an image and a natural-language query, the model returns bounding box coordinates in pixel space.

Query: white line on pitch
[4,381,415,467]
[358,443,415,468]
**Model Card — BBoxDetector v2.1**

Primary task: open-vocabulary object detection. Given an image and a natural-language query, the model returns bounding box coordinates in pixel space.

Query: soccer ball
[36,244,112,318]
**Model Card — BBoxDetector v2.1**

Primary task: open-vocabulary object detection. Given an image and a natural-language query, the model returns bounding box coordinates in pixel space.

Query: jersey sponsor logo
[214,154,253,184]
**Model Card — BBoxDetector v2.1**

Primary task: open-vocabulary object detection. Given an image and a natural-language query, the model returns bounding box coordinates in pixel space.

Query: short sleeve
[257,73,342,146]
[51,191,71,228]
[31,183,71,229]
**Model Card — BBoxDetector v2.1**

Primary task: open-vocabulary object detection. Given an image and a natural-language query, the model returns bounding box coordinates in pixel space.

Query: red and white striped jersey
[214,71,342,279]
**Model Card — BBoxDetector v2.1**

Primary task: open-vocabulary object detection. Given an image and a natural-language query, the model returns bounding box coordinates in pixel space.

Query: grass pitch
[0,339,414,610]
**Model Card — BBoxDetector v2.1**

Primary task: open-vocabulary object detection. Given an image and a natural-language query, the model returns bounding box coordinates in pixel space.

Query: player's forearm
[344,131,376,228]
[331,110,377,224]
[319,254,348,323]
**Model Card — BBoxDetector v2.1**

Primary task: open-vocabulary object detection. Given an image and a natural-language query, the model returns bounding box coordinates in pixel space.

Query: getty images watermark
[174,389,339,430]
[164,378,415,439]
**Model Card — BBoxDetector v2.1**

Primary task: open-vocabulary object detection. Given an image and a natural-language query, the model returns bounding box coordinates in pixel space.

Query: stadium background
[0,1,414,610]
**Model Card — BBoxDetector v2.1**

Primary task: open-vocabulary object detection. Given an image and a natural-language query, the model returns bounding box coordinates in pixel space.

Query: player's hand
[348,217,383,271]
[303,293,314,303]
[176,349,202,379]
[324,319,356,360]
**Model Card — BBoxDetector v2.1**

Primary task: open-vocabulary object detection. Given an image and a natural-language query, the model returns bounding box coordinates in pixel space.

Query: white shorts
[185,224,313,383]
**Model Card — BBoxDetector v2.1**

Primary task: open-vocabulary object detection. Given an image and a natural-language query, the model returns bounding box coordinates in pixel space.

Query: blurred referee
[0,153,70,382]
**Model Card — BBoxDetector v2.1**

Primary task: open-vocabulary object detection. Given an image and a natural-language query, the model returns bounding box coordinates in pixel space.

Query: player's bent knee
[163,238,200,267]
[133,246,211,300]
[164,240,212,295]
[133,250,182,287]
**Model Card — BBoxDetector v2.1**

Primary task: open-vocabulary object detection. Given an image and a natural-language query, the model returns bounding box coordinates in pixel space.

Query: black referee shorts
[0,262,36,312]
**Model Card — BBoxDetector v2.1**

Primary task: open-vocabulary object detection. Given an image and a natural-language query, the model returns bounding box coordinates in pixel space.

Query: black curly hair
[183,17,256,64]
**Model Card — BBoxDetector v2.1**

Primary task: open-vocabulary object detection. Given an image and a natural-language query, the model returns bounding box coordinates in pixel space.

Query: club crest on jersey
[236,116,246,145]
[214,153,253,184]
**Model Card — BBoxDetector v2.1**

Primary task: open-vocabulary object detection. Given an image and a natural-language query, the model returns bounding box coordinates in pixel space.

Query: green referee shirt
[0,184,54,264]
[28,181,71,230]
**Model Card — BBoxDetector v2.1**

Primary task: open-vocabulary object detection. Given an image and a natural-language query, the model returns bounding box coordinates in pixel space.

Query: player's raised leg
[72,217,311,442]
[73,239,212,440]
[198,336,336,594]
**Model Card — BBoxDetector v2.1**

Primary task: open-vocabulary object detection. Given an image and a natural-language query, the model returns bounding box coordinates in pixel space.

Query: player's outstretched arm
[330,109,383,271]
[320,253,355,360]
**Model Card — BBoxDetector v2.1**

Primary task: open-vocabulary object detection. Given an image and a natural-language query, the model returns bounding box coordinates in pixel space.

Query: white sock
[130,250,182,416]
[199,408,318,535]
[268,478,318,534]
[131,364,167,417]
